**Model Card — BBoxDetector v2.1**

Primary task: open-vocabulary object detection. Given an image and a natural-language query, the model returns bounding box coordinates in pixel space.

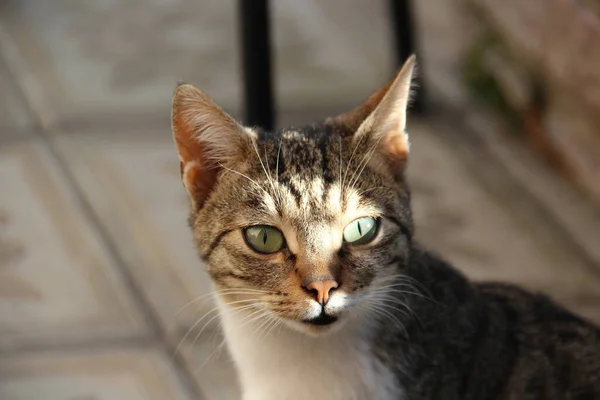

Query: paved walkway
[1,1,600,400]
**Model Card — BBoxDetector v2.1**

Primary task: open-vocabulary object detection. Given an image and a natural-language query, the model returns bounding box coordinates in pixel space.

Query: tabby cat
[171,56,600,399]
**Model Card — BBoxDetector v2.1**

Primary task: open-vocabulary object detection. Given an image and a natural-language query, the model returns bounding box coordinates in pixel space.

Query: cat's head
[172,56,416,336]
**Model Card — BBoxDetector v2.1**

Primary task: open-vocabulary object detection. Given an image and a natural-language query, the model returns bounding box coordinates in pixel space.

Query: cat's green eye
[244,225,285,254]
[343,217,379,245]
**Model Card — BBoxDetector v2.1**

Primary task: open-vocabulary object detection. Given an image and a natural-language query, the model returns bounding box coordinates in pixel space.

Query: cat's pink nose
[305,280,339,305]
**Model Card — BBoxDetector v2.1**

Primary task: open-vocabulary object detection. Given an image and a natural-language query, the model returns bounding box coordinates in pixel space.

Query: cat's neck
[217,297,402,400]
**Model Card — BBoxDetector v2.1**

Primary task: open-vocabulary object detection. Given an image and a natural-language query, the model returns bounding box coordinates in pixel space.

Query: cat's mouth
[302,312,338,326]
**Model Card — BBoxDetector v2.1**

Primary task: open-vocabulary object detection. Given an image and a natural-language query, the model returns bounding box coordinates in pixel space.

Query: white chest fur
[218,303,402,400]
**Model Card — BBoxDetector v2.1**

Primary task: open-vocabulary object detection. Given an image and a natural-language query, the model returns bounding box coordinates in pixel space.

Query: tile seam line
[0,23,206,400]
[0,335,157,357]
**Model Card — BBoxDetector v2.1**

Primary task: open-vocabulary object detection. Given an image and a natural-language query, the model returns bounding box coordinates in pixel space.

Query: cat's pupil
[357,221,363,236]
[262,230,268,245]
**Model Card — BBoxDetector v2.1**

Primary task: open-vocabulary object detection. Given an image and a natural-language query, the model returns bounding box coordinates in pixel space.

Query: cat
[171,55,600,400]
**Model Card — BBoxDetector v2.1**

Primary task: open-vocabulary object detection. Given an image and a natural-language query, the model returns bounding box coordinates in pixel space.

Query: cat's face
[172,56,416,336]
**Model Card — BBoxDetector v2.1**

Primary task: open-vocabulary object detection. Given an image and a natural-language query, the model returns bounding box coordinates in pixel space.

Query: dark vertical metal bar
[239,0,275,130]
[389,0,425,113]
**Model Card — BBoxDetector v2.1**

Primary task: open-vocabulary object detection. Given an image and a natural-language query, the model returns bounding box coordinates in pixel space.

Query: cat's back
[478,283,600,399]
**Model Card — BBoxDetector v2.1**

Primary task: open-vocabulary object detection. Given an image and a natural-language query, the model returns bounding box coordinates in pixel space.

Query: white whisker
[356,186,388,197]
[251,140,278,204]
[190,302,261,350]
[196,337,228,372]
[264,148,282,206]
[175,289,273,315]
[370,296,419,324]
[365,303,408,338]
[264,316,283,338]
[276,136,283,184]
[338,135,343,191]
[348,136,384,191]
[255,314,277,341]
[219,163,270,198]
[174,298,261,358]
[370,286,434,303]
[342,132,366,189]
[371,276,438,304]
[239,307,269,329]
[174,306,220,358]
[190,312,225,348]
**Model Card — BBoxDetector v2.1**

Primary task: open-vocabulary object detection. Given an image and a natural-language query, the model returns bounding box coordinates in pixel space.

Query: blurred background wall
[461,0,600,207]
[1,1,599,399]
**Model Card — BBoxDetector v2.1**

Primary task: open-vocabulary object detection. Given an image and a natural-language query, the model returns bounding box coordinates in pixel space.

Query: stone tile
[408,121,600,324]
[54,131,238,396]
[53,132,217,342]
[0,347,197,400]
[0,139,145,351]
[0,0,241,127]
[0,0,395,129]
[180,332,240,400]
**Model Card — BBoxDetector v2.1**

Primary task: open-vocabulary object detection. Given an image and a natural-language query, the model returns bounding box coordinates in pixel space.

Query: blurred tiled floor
[1,1,600,400]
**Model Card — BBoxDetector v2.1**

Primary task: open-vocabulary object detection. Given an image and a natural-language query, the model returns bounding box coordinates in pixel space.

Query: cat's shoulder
[477,281,600,345]
[476,282,600,397]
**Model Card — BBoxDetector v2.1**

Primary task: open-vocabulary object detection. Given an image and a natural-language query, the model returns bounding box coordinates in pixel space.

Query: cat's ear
[357,55,416,174]
[330,55,416,175]
[326,79,395,134]
[172,83,253,209]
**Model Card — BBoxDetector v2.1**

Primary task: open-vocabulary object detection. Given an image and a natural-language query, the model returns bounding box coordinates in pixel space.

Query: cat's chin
[284,316,347,337]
